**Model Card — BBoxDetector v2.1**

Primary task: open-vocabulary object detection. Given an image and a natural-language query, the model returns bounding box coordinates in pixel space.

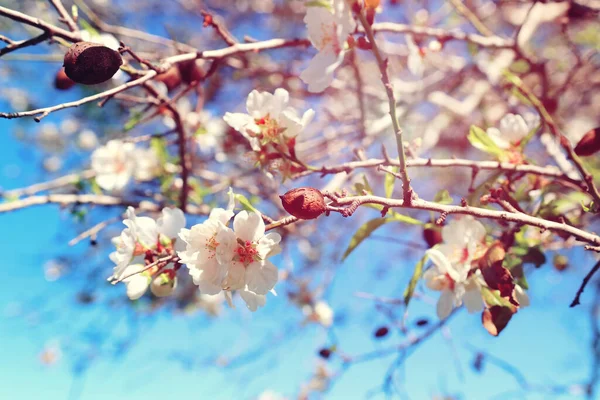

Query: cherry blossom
[109,207,186,281]
[91,140,137,192]
[486,113,530,149]
[301,0,355,92]
[120,263,151,300]
[423,216,487,318]
[223,88,314,151]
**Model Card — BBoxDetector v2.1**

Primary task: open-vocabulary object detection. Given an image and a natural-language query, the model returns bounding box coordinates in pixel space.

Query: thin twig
[570,259,600,308]
[49,0,79,32]
[353,4,414,205]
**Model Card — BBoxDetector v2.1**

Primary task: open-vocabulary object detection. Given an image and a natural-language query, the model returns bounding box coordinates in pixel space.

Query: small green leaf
[89,178,103,195]
[481,287,514,308]
[384,167,398,198]
[235,193,259,214]
[433,189,453,205]
[79,19,99,37]
[404,255,428,307]
[468,125,505,158]
[306,0,333,10]
[510,59,530,74]
[342,217,393,261]
[150,137,169,164]
[124,111,144,132]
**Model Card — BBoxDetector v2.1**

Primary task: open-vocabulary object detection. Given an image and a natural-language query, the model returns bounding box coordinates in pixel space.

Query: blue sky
[1,1,599,399]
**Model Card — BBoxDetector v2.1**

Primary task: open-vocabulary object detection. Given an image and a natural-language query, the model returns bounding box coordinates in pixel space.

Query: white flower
[406,35,425,77]
[223,88,314,150]
[486,113,530,149]
[42,156,62,173]
[109,207,185,281]
[424,248,484,319]
[150,269,177,297]
[178,190,236,294]
[423,216,487,319]
[121,264,151,300]
[179,189,282,311]
[91,140,136,192]
[301,0,356,92]
[77,129,98,151]
[80,30,120,51]
[303,301,334,327]
[221,211,281,295]
[133,147,161,182]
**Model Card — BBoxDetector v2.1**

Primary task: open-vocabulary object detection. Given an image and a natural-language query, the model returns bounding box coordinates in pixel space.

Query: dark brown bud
[318,348,332,359]
[422,224,443,248]
[54,67,75,90]
[574,127,600,157]
[63,41,123,85]
[280,187,326,220]
[155,66,182,92]
[177,59,203,84]
[415,318,429,327]
[374,326,389,338]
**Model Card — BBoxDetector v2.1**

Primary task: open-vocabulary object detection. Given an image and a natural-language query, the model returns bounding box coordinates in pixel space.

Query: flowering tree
[1,0,599,397]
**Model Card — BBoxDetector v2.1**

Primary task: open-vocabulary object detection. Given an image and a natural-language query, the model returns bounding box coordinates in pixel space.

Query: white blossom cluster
[109,190,281,311]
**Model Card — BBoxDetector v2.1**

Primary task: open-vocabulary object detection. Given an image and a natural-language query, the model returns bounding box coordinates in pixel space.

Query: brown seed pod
[177,59,203,84]
[422,224,443,248]
[63,41,123,85]
[280,187,326,220]
[574,127,600,157]
[155,66,182,92]
[54,67,75,90]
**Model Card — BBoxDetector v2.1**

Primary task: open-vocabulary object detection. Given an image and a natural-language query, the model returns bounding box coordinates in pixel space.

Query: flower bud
[280,187,326,220]
[574,127,600,157]
[150,270,177,297]
[54,68,75,90]
[553,254,569,272]
[422,224,443,248]
[63,41,123,85]
[374,326,389,338]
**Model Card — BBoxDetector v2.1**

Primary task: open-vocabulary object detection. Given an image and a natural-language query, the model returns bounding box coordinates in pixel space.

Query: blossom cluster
[423,216,529,320]
[108,190,281,311]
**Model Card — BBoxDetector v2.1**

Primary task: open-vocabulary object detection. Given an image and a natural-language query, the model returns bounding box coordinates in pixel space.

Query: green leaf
[403,255,428,307]
[468,125,505,158]
[235,193,259,214]
[481,287,514,308]
[384,167,398,198]
[510,59,530,74]
[433,189,453,205]
[79,19,99,37]
[150,137,169,165]
[124,111,144,132]
[89,178,103,195]
[342,217,393,261]
[306,0,333,10]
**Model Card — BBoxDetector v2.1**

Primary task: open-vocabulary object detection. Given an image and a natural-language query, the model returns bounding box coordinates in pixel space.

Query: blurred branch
[2,170,95,198]
[371,22,512,48]
[0,5,81,43]
[570,259,600,308]
[49,0,79,33]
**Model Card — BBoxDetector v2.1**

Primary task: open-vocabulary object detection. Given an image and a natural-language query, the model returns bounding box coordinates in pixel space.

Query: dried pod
[155,66,182,92]
[63,41,123,85]
[54,67,75,90]
[177,59,203,84]
[574,127,600,157]
[422,224,443,248]
[373,326,389,338]
[280,187,326,220]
